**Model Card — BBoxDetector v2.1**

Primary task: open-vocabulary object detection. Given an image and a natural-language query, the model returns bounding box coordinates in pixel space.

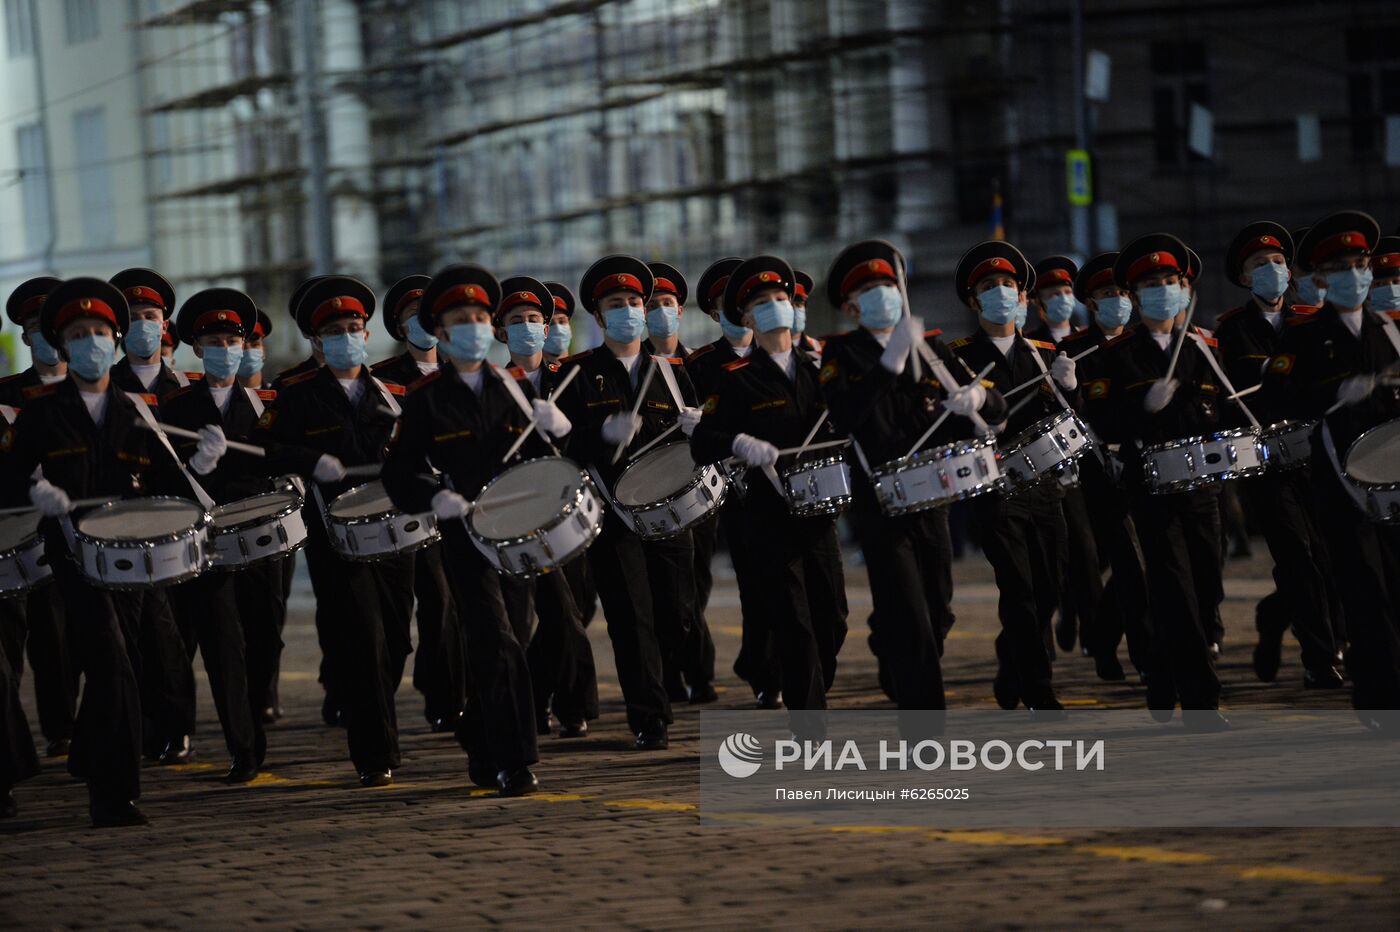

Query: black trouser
[725,497,780,695]
[21,584,76,743]
[647,530,698,701]
[1312,466,1400,710]
[525,563,599,725]
[238,556,291,720]
[264,552,297,711]
[855,489,951,710]
[974,486,1064,707]
[118,587,196,752]
[0,617,39,793]
[408,543,464,724]
[678,513,719,690]
[1133,488,1223,710]
[440,526,538,774]
[562,549,598,627]
[1080,458,1151,671]
[1243,469,1341,670]
[1057,480,1103,653]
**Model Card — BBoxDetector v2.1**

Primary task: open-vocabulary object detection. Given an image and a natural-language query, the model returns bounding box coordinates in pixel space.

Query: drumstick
[342,463,381,479]
[137,420,266,457]
[1226,384,1262,400]
[896,253,922,382]
[773,437,850,457]
[629,421,680,461]
[904,362,998,460]
[1001,345,1101,399]
[500,365,582,464]
[791,409,829,462]
[1163,295,1196,385]
[471,487,544,512]
[0,496,114,517]
[611,358,658,465]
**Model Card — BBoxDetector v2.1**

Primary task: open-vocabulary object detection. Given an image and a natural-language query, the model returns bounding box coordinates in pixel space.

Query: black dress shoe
[1026,697,1067,722]
[226,755,259,784]
[1252,635,1283,684]
[1209,642,1221,660]
[1094,654,1126,682]
[635,729,669,751]
[1182,710,1231,733]
[992,667,1019,711]
[535,716,552,736]
[1055,614,1076,653]
[754,690,781,710]
[158,736,193,765]
[1303,666,1345,689]
[358,769,392,788]
[431,713,462,734]
[468,761,497,788]
[557,719,588,738]
[261,706,280,724]
[321,696,343,727]
[688,683,719,704]
[497,767,539,797]
[90,798,149,828]
[2,789,16,819]
[46,738,71,757]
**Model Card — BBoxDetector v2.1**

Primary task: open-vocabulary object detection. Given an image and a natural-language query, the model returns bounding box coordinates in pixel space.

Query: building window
[1345,26,1400,157]
[16,123,50,253]
[73,107,113,247]
[5,0,31,57]
[64,0,98,44]
[1149,40,1210,167]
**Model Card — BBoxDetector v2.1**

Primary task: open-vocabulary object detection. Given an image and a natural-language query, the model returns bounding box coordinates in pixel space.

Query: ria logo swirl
[717,733,763,778]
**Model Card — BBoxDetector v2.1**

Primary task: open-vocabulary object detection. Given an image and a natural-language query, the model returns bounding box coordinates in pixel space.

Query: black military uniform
[270,276,328,392]
[554,255,699,748]
[109,269,191,403]
[1216,222,1342,687]
[947,241,1074,714]
[791,269,823,364]
[1263,213,1400,724]
[820,240,1008,710]
[381,263,542,795]
[0,612,40,818]
[691,255,848,715]
[254,276,412,785]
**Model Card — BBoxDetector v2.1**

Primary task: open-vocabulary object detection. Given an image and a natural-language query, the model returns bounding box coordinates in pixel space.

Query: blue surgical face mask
[405,314,438,351]
[1070,299,1089,329]
[1370,282,1400,312]
[506,321,546,356]
[201,344,244,380]
[441,322,494,362]
[976,285,1021,325]
[543,322,571,356]
[67,333,117,381]
[238,347,265,378]
[645,305,679,338]
[1138,283,1182,321]
[1174,283,1193,314]
[603,305,646,343]
[319,331,369,369]
[1294,275,1325,306]
[719,314,750,342]
[1094,295,1133,330]
[1248,261,1290,302]
[1043,293,1076,324]
[28,330,60,366]
[857,285,903,329]
[1325,267,1373,308]
[792,305,807,334]
[750,298,794,334]
[125,319,164,358]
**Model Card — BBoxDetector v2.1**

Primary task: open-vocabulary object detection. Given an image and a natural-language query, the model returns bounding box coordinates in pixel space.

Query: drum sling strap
[1188,331,1262,430]
[1316,312,1400,514]
[494,366,560,455]
[125,392,216,512]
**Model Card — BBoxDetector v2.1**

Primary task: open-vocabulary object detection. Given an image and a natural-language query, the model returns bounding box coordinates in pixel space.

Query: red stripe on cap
[736,270,785,307]
[501,290,543,312]
[1310,231,1370,266]
[193,309,244,334]
[1374,252,1400,271]
[430,284,490,316]
[392,288,424,317]
[1086,268,1116,293]
[252,320,266,338]
[1034,268,1073,290]
[122,285,165,309]
[309,296,368,330]
[653,277,679,297]
[839,258,895,299]
[1126,250,1180,285]
[794,283,808,300]
[1240,235,1284,259]
[591,273,643,300]
[16,294,47,319]
[552,295,567,312]
[967,257,1016,289]
[706,277,731,304]
[54,297,118,331]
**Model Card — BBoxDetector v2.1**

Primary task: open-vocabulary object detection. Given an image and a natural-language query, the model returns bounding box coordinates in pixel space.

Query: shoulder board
[722,358,750,371]
[806,336,825,351]
[561,349,593,363]
[1387,310,1400,320]
[1193,329,1219,348]
[1215,305,1248,324]
[685,343,716,363]
[664,356,685,366]
[923,328,943,339]
[1106,329,1137,348]
[1025,338,1056,351]
[1285,314,1318,327]
[381,381,407,396]
[1193,325,1214,338]
[130,392,159,406]
[546,361,561,373]
[947,336,973,349]
[166,384,197,401]
[370,357,397,371]
[21,382,60,400]
[408,370,443,393]
[282,369,319,387]
[1289,304,1319,315]
[506,366,529,380]
[184,371,204,381]
[0,372,26,386]
[254,389,277,401]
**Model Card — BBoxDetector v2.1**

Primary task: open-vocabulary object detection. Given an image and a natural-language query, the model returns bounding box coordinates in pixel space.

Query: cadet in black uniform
[947,241,1079,716]
[820,240,1007,710]
[109,269,189,401]
[1216,222,1342,688]
[382,263,560,795]
[0,617,39,818]
[790,269,823,364]
[554,255,699,749]
[254,276,411,786]
[1100,234,1229,730]
[271,276,327,390]
[691,254,849,717]
[1264,212,1400,730]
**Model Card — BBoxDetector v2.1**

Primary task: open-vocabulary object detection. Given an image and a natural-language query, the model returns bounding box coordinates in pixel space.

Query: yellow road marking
[166,763,218,773]
[1074,845,1215,864]
[1234,866,1384,886]
[1062,699,1100,707]
[931,830,1066,847]
[606,799,697,812]
[528,793,595,803]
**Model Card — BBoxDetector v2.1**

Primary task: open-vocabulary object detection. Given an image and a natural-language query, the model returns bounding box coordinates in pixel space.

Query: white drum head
[330,481,394,519]
[472,458,582,539]
[213,491,299,528]
[1347,420,1400,485]
[615,444,697,506]
[79,499,202,541]
[0,511,41,548]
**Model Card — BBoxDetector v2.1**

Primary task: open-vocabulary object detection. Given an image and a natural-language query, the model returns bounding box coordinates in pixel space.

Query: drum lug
[1225,443,1238,466]
[387,522,400,545]
[1185,449,1196,475]
[892,475,906,502]
[96,550,106,580]
[276,522,289,545]
[144,548,155,583]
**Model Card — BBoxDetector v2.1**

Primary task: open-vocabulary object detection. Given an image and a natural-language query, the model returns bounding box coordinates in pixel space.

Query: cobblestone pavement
[2,550,1398,930]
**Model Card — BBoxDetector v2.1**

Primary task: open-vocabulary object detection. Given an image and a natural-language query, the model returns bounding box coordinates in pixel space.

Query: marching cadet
[947,241,1079,716]
[382,263,564,795]
[160,328,178,368]
[1062,253,1146,681]
[271,276,327,390]
[109,269,188,400]
[1102,234,1228,730]
[1264,212,1400,731]
[791,269,823,364]
[690,255,849,720]
[1216,222,1342,688]
[1287,227,1324,307]
[541,282,576,364]
[0,278,77,758]
[237,310,272,389]
[687,257,775,706]
[642,261,693,359]
[370,275,463,733]
[493,275,598,737]
[163,289,280,782]
[1025,256,1080,348]
[254,276,412,786]
[1,277,227,825]
[819,240,1006,710]
[0,618,40,818]
[554,255,701,750]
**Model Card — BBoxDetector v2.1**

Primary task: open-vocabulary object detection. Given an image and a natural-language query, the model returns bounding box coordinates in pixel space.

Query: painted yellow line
[931,830,1067,847]
[1073,845,1215,865]
[606,799,697,812]
[1234,866,1384,886]
[715,625,743,638]
[166,762,218,773]
[528,792,595,803]
[828,825,924,835]
[1062,699,1101,707]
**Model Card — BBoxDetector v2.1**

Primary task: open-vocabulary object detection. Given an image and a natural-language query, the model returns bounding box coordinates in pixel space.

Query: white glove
[29,479,71,517]
[431,489,471,521]
[944,382,987,418]
[1051,351,1078,391]
[678,406,702,437]
[313,454,347,483]
[1144,378,1178,414]
[188,424,228,476]
[601,412,642,446]
[879,315,921,375]
[732,433,779,468]
[1336,374,1376,407]
[531,398,572,439]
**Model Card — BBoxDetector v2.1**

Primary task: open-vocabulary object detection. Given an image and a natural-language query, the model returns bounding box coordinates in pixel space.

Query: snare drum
[325,480,440,561]
[870,435,1002,516]
[1343,418,1400,522]
[999,409,1095,492]
[612,443,728,539]
[469,456,603,577]
[1142,428,1269,494]
[781,455,853,517]
[1259,419,1316,471]
[209,481,308,570]
[74,497,210,589]
[0,511,50,596]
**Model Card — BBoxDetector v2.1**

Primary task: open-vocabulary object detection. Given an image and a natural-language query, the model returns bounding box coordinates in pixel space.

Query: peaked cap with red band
[382,274,431,342]
[543,281,576,319]
[792,269,814,305]
[176,287,257,344]
[1113,233,1189,289]
[647,262,688,307]
[289,276,327,336]
[1072,252,1120,302]
[826,239,903,308]
[1371,235,1400,278]
[1184,246,1202,283]
[722,255,794,326]
[954,240,1030,304]
[1225,221,1293,286]
[495,276,553,324]
[295,276,377,336]
[579,255,653,315]
[1032,255,1079,294]
[40,277,130,348]
[417,264,500,335]
[6,276,61,327]
[253,309,272,340]
[1295,211,1380,273]
[109,268,175,319]
[696,257,742,317]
